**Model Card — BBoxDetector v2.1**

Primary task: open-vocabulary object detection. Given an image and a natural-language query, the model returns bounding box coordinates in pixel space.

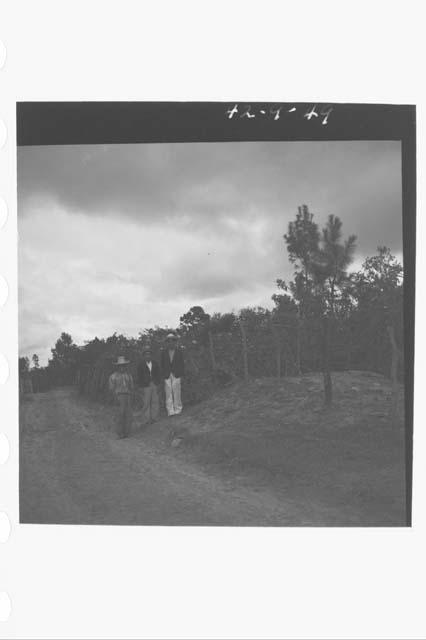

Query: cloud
[17,142,402,251]
[17,141,403,363]
[18,206,282,363]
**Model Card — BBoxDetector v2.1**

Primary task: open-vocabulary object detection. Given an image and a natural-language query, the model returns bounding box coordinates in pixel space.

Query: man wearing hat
[160,333,185,416]
[108,355,134,438]
[137,346,161,425]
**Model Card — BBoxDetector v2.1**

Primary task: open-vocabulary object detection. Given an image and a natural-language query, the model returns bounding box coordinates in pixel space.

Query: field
[19,371,406,526]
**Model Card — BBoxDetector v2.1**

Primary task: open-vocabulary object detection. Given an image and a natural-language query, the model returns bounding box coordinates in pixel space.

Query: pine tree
[281,204,322,374]
[282,207,356,405]
[310,215,356,405]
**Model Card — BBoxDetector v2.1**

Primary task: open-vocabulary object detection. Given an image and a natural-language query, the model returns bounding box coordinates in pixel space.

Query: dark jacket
[137,360,162,387]
[160,348,185,379]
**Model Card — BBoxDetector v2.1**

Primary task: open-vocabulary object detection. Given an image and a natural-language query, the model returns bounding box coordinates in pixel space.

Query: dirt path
[20,388,324,525]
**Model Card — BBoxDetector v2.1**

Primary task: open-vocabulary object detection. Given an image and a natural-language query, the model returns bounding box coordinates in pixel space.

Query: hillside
[140,370,406,525]
[20,371,406,525]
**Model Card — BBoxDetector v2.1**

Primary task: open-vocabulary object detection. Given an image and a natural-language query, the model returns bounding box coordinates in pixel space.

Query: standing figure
[160,333,185,416]
[108,355,134,439]
[137,346,161,425]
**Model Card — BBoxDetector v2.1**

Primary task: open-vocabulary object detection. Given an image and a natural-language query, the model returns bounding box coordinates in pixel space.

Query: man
[108,355,134,438]
[137,346,161,425]
[160,333,185,416]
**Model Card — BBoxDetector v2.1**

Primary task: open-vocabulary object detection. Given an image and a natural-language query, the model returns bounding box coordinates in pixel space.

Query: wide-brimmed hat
[166,333,177,340]
[114,355,130,365]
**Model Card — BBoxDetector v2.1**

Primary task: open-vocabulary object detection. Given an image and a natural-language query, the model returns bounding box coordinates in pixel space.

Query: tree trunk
[270,319,281,378]
[187,351,200,374]
[208,329,217,373]
[295,315,302,375]
[239,319,249,381]
[322,315,332,406]
[345,328,352,370]
[386,324,400,425]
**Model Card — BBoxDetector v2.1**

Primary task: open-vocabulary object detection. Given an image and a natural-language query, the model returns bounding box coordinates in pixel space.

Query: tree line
[19,205,403,406]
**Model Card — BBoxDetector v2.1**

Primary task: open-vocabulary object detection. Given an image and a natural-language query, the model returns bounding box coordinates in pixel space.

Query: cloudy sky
[18,141,402,364]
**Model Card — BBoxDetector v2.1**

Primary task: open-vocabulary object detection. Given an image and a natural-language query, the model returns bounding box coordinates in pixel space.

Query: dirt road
[20,388,322,525]
[20,385,406,526]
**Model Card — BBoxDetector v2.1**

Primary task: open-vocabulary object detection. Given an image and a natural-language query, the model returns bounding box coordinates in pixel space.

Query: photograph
[2,3,423,636]
[17,106,409,526]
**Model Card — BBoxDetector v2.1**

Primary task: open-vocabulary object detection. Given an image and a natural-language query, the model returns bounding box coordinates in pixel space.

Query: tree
[352,247,402,315]
[31,354,40,369]
[279,205,323,374]
[19,356,30,375]
[285,205,320,276]
[48,332,80,385]
[209,311,237,334]
[81,337,106,363]
[237,307,275,379]
[350,247,403,422]
[310,215,357,405]
[179,306,210,342]
[180,306,218,372]
[282,206,356,405]
[351,247,403,376]
[19,356,31,394]
[271,293,299,376]
[209,312,239,378]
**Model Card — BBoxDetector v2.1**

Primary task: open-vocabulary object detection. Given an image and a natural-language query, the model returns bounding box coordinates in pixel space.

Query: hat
[166,333,177,340]
[114,355,130,365]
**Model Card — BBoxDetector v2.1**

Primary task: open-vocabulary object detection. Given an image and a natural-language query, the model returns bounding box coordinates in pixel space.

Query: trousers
[164,374,182,416]
[115,392,132,438]
[142,382,160,424]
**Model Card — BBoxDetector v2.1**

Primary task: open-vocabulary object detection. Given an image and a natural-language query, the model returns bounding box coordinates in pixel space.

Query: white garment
[164,373,182,416]
[146,360,152,372]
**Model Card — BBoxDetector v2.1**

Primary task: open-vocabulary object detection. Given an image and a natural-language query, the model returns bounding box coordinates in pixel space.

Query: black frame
[16,101,416,525]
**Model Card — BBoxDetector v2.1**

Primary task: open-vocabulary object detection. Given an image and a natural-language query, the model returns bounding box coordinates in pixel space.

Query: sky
[17,141,402,365]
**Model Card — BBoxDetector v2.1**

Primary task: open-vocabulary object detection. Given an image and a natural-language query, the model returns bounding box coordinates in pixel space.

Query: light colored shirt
[168,349,175,362]
[146,361,152,372]
[108,371,134,395]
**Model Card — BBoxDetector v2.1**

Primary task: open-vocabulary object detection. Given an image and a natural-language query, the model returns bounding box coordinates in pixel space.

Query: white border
[1,1,425,638]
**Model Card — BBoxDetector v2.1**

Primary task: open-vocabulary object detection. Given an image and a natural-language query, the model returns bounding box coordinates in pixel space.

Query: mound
[153,371,406,525]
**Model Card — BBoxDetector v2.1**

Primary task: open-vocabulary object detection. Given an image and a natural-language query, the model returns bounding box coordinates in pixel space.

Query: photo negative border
[16,101,416,525]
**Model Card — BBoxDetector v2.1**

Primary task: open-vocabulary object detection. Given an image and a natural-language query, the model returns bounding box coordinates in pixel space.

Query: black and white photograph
[2,2,425,636]
[17,103,413,527]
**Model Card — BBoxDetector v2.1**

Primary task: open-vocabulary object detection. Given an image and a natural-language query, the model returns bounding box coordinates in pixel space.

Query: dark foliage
[20,207,403,408]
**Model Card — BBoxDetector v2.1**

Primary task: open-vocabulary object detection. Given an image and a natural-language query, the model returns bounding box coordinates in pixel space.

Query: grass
[162,370,406,525]
[69,369,406,525]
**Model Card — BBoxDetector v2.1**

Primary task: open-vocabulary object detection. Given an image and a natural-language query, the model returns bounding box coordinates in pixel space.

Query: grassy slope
[160,370,406,525]
[69,370,406,525]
